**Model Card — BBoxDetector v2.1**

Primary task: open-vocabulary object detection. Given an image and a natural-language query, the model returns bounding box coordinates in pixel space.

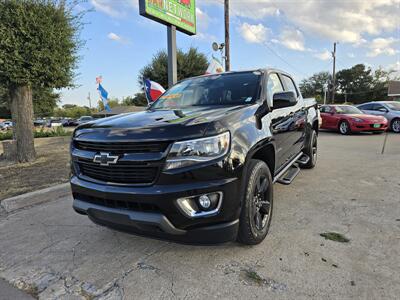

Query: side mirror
[273,91,297,109]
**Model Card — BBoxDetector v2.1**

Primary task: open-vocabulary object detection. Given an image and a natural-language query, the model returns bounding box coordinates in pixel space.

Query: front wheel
[237,159,273,245]
[339,120,351,135]
[391,118,400,133]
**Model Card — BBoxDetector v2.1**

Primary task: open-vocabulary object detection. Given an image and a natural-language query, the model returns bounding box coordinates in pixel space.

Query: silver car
[357,101,400,133]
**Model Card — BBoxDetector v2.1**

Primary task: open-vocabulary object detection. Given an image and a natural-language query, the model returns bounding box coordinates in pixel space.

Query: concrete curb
[0,183,70,213]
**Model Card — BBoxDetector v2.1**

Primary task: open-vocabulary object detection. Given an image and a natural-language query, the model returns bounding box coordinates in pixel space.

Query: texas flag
[144,79,165,102]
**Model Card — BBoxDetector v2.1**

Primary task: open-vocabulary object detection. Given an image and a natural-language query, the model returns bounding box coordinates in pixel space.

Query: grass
[320,232,350,243]
[0,136,71,200]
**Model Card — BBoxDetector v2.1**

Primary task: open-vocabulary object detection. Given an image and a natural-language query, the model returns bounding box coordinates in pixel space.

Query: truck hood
[74,106,245,142]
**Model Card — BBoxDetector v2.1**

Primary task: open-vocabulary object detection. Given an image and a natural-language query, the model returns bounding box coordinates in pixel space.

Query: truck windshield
[151,72,261,109]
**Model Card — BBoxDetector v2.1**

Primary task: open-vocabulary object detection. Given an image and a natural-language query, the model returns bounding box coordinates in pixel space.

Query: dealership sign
[139,0,196,35]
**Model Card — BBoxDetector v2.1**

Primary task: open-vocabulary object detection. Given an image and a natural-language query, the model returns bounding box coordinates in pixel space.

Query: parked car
[0,121,13,130]
[320,105,388,134]
[34,119,47,127]
[76,116,94,125]
[62,118,77,127]
[47,119,63,127]
[356,101,400,133]
[70,69,320,245]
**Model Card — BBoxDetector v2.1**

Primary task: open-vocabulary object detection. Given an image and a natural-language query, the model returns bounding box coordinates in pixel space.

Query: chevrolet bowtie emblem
[93,152,119,166]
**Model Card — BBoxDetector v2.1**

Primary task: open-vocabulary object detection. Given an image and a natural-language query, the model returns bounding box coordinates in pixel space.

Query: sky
[60,0,400,107]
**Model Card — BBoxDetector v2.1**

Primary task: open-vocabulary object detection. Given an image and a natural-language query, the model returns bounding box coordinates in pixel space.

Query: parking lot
[0,132,399,299]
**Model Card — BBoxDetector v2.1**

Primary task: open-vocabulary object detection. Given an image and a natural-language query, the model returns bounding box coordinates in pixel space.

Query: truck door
[279,73,307,160]
[265,73,292,170]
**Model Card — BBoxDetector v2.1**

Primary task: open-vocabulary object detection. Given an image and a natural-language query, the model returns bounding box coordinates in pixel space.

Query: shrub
[0,127,72,141]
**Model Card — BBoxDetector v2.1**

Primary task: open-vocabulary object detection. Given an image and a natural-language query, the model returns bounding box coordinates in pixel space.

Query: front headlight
[351,117,364,123]
[164,132,230,170]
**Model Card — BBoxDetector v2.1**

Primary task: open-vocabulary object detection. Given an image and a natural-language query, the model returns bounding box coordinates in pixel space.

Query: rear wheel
[391,118,400,133]
[301,129,317,169]
[237,159,273,245]
[339,120,351,135]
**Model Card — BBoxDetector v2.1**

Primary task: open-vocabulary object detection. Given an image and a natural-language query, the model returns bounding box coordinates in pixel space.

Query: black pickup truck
[70,69,320,245]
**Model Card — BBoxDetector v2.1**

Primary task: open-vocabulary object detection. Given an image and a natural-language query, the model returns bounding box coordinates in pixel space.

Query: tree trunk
[9,85,36,162]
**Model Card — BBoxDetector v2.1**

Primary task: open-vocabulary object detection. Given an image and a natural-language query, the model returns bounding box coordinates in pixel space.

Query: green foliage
[0,0,82,88]
[300,64,400,104]
[138,47,208,89]
[97,98,120,111]
[53,104,93,119]
[0,126,71,141]
[32,87,60,117]
[299,71,331,99]
[121,93,148,107]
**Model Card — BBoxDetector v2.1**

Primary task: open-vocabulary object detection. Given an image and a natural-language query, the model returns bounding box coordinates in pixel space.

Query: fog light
[176,192,223,218]
[199,195,211,209]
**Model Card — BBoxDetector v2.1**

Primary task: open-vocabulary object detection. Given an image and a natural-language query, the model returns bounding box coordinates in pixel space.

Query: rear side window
[266,73,284,103]
[281,74,299,97]
[372,104,385,110]
[359,103,373,110]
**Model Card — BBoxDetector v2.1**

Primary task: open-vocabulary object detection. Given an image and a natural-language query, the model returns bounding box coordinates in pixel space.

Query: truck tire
[301,129,317,169]
[237,159,273,245]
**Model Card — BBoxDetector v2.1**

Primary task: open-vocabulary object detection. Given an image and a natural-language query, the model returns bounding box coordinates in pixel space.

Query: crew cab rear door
[278,73,306,161]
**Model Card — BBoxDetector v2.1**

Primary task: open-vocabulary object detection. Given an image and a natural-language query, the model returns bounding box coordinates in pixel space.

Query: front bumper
[350,122,388,132]
[70,175,241,244]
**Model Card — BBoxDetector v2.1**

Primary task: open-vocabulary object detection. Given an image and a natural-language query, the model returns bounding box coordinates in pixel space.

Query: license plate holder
[373,124,380,128]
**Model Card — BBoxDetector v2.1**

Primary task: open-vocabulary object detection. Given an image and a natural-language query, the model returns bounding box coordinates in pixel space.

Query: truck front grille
[77,158,159,185]
[74,193,160,212]
[74,140,170,154]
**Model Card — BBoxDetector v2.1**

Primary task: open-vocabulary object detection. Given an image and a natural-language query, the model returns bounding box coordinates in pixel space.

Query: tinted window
[359,103,374,110]
[266,73,284,103]
[320,106,332,113]
[372,104,385,110]
[281,74,298,97]
[152,72,261,109]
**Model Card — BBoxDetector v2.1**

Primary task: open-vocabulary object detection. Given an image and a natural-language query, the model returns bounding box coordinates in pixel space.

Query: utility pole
[87,92,91,109]
[224,0,230,71]
[331,42,337,103]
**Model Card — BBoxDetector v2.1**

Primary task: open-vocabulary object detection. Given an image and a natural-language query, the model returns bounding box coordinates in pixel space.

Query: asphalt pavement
[0,132,399,299]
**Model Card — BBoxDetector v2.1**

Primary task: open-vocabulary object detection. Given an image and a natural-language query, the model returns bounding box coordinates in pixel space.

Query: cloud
[107,32,131,44]
[238,23,270,44]
[193,7,216,42]
[215,0,400,45]
[107,32,121,41]
[314,50,331,61]
[278,28,306,51]
[366,37,399,57]
[91,0,137,18]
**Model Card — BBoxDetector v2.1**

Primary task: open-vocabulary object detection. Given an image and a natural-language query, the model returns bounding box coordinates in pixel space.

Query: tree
[335,64,374,103]
[0,0,82,162]
[97,98,120,111]
[32,87,60,117]
[121,93,148,107]
[299,72,331,102]
[138,47,208,89]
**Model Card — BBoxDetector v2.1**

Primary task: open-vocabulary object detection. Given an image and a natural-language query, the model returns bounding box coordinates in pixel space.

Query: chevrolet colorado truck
[70,69,320,245]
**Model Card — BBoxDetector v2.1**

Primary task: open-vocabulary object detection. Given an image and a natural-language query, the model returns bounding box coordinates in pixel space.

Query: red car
[320,105,388,134]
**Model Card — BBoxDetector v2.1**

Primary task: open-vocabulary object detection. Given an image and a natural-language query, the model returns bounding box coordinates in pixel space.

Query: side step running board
[273,152,303,184]
[276,165,300,185]
[296,153,310,165]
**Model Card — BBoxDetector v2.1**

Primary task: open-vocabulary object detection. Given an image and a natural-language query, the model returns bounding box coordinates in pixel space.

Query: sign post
[139,0,196,87]
[167,25,177,87]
